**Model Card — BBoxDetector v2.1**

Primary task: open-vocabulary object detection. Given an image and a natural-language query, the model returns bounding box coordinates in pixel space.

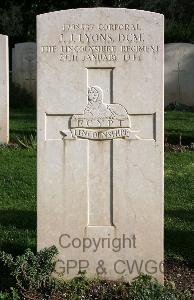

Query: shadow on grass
[0,210,36,231]
[165,134,194,145]
[10,114,36,121]
[0,210,36,290]
[0,210,36,255]
[10,108,36,142]
[10,129,36,136]
[166,115,194,121]
[0,210,36,291]
[10,82,36,110]
[166,209,194,223]
[164,111,194,144]
[0,265,15,291]
[0,241,36,258]
[165,229,194,263]
[165,209,194,263]
[0,241,36,257]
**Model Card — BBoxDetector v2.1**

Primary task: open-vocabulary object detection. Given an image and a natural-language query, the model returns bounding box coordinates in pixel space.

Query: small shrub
[0,247,192,299]
[0,288,20,300]
[0,246,59,298]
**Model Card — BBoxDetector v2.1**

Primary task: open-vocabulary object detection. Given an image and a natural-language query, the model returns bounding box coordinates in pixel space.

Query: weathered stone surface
[12,42,37,98]
[37,8,164,282]
[0,34,9,144]
[165,43,194,107]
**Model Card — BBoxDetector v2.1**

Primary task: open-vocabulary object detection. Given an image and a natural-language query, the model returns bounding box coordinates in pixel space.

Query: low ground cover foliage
[0,246,192,300]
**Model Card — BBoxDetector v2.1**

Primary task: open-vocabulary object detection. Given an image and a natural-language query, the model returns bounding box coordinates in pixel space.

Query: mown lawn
[0,108,36,256]
[0,108,193,265]
[165,152,194,262]
[165,111,194,145]
[0,148,36,255]
[9,108,36,142]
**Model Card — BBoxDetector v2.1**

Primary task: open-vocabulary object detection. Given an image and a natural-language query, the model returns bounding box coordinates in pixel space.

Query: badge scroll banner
[60,128,140,140]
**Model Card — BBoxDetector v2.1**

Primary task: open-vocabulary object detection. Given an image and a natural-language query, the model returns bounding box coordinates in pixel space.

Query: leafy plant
[15,134,37,149]
[0,246,59,298]
[0,288,20,300]
[0,246,192,299]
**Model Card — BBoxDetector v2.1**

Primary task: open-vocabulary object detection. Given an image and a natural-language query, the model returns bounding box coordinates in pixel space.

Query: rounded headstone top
[165,43,194,107]
[14,42,36,49]
[37,8,164,19]
[0,34,8,43]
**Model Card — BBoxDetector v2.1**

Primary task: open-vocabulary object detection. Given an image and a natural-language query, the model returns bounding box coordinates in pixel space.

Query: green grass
[0,148,36,255]
[165,152,194,262]
[0,107,36,254]
[0,109,194,266]
[165,111,194,145]
[9,108,36,142]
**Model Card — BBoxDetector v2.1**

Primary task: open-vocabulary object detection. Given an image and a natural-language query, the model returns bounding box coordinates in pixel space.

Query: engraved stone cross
[47,68,156,228]
[173,62,185,103]
[24,55,36,90]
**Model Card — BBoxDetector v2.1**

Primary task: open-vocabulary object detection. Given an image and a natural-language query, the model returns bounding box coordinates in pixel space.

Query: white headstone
[12,47,16,83]
[0,34,9,144]
[165,43,194,107]
[37,8,164,282]
[12,42,37,99]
